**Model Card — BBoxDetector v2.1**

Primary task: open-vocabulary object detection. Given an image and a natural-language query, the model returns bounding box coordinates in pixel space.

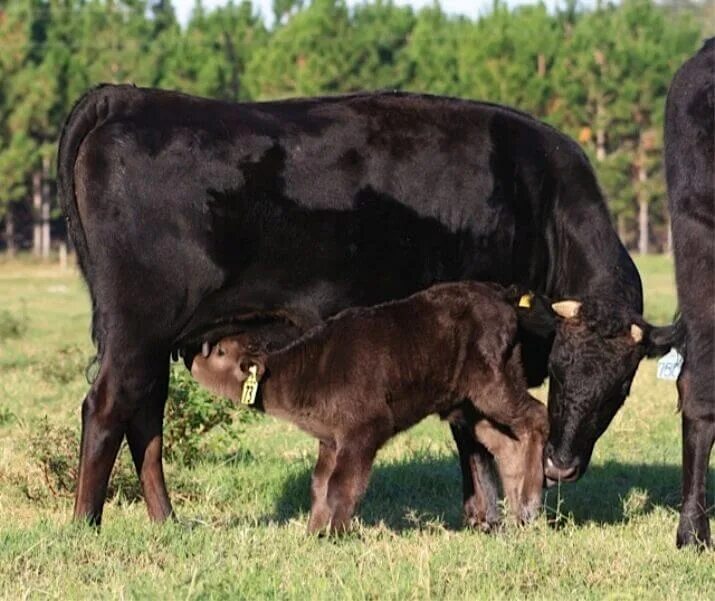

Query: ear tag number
[657,348,683,381]
[241,365,259,405]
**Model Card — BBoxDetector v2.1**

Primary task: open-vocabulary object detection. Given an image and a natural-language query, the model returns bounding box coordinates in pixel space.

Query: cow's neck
[545,204,643,312]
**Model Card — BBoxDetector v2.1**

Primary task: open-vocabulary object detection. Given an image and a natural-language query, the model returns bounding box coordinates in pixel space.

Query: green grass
[0,255,712,599]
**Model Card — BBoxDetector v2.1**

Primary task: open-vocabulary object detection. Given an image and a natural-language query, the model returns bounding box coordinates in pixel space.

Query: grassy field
[0,255,712,599]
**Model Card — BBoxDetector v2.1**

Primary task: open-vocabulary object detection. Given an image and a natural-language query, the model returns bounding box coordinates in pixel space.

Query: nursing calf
[191,282,548,533]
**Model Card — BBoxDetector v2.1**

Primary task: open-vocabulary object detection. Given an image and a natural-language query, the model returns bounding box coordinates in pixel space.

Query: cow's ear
[551,300,582,319]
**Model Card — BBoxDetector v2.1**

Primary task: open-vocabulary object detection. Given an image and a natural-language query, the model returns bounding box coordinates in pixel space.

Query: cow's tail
[57,84,128,381]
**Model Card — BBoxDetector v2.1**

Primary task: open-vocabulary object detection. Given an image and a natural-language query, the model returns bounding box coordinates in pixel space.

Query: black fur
[664,38,715,548]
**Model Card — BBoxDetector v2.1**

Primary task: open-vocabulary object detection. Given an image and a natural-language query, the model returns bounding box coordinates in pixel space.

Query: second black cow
[664,38,714,548]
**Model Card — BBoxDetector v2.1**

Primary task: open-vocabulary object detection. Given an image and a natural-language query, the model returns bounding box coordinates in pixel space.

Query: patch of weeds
[36,345,89,384]
[0,406,16,426]
[0,306,28,341]
[622,488,651,521]
[23,366,252,503]
[165,366,244,466]
[26,417,140,503]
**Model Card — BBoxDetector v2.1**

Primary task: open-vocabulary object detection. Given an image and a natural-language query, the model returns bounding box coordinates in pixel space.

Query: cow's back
[58,85,619,358]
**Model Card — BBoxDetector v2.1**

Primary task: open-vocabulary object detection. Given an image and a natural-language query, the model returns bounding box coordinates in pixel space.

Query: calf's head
[190,335,266,403]
[543,298,676,484]
[474,400,548,524]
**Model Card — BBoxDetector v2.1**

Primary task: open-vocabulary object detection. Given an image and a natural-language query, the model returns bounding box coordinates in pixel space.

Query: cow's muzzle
[543,453,581,487]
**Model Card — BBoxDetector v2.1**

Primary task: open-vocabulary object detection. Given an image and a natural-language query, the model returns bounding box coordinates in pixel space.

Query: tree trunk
[59,241,67,270]
[4,207,15,258]
[41,156,51,259]
[32,169,42,256]
[617,213,627,246]
[638,195,649,255]
[223,32,241,101]
[537,53,546,78]
[637,137,649,255]
[595,101,606,162]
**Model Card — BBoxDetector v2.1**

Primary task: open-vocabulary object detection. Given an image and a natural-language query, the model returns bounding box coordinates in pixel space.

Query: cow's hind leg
[676,366,714,548]
[449,415,500,531]
[74,348,169,525]
[126,362,172,522]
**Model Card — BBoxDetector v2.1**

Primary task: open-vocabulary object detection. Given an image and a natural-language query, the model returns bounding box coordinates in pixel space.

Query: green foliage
[27,417,140,502]
[458,2,564,115]
[164,365,244,467]
[0,406,16,426]
[27,418,81,498]
[0,308,28,340]
[36,344,88,384]
[0,0,705,245]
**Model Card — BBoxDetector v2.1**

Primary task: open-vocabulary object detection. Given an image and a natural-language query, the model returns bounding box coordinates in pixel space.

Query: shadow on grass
[271,456,688,532]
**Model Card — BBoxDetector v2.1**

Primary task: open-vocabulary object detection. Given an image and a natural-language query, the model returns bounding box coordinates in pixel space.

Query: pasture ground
[0,255,712,599]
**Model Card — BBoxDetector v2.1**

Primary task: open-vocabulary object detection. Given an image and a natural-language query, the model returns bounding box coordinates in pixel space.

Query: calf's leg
[307,440,337,534]
[323,424,389,534]
[450,421,500,531]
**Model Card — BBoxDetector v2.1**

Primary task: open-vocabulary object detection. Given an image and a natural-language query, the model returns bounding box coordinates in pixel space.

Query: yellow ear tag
[240,365,259,406]
[518,293,533,309]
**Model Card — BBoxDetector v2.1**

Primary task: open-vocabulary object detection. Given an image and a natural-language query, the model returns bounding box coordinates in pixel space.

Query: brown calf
[191,282,548,534]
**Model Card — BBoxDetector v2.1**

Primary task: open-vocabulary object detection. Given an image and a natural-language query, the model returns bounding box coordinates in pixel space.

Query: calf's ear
[552,300,582,319]
[238,354,267,379]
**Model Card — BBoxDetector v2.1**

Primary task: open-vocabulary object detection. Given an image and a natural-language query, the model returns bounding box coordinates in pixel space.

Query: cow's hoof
[676,514,712,549]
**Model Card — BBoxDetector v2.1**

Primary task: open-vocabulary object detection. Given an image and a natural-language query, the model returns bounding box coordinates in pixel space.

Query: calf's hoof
[307,506,332,536]
[676,514,712,549]
[463,498,500,533]
[517,501,542,526]
[464,512,501,533]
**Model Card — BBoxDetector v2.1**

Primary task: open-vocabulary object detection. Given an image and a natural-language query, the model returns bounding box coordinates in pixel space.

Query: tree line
[0,0,707,256]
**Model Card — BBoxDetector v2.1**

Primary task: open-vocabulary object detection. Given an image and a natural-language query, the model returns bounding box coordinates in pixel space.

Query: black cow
[57,86,669,526]
[664,38,714,548]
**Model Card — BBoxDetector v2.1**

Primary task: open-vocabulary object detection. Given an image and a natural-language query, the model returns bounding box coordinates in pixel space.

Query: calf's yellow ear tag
[518,293,533,309]
[240,365,260,406]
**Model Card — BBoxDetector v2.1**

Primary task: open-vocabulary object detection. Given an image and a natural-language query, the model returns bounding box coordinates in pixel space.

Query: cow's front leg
[676,367,714,548]
[449,419,500,531]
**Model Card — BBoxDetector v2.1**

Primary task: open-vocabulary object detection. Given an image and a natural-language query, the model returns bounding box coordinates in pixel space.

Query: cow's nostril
[544,455,580,483]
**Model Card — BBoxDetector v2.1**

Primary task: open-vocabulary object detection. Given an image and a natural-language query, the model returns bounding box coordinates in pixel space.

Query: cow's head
[523,296,677,485]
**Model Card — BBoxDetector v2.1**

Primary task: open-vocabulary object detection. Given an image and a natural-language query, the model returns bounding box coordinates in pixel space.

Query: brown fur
[191,282,548,533]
